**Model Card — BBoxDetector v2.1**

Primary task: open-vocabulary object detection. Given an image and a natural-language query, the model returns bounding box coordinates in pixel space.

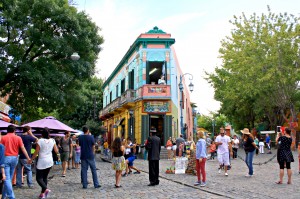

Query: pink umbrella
[0,120,19,130]
[22,116,75,132]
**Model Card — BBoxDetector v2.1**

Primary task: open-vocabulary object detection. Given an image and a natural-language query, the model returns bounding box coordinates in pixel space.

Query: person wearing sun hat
[241,128,259,177]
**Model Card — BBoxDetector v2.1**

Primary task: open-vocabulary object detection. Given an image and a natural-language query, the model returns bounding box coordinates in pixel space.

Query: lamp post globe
[188,82,194,92]
[71,52,80,60]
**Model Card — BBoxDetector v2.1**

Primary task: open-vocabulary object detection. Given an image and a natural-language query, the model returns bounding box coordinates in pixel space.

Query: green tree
[0,0,104,117]
[21,108,59,124]
[207,7,300,130]
[59,77,103,132]
[197,113,228,136]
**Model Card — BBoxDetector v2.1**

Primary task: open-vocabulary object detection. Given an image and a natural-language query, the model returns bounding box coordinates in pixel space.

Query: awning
[260,131,275,134]
[0,112,11,122]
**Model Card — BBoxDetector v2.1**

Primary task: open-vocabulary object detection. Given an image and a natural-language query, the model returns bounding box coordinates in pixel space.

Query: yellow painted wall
[106,100,176,144]
[133,101,144,144]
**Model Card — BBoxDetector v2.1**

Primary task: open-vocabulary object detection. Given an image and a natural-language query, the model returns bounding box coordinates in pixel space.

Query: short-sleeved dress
[277,136,294,163]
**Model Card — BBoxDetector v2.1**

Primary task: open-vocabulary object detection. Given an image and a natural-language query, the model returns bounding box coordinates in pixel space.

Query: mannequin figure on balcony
[158,75,166,85]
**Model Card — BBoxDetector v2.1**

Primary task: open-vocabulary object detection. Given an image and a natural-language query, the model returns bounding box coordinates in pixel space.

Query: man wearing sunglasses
[215,127,233,176]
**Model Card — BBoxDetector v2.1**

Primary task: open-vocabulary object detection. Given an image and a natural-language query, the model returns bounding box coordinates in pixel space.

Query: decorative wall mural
[143,101,170,113]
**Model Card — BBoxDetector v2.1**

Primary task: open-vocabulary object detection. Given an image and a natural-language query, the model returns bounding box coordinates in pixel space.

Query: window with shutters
[110,91,112,103]
[116,85,119,97]
[146,61,167,84]
[128,69,135,89]
[121,78,125,94]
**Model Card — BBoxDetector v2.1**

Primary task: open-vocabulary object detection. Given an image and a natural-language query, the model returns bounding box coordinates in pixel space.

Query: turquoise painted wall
[103,45,180,116]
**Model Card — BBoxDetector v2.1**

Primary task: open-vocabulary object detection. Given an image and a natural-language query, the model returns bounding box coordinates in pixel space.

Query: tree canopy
[207,7,300,131]
[0,0,104,116]
[197,113,228,135]
[59,76,103,135]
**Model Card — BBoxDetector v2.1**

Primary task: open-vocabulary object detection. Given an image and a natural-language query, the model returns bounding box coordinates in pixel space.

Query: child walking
[209,141,216,160]
[103,140,109,159]
[259,138,265,154]
[75,140,81,169]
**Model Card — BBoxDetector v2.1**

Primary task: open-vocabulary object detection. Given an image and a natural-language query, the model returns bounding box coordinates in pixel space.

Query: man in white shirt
[215,127,233,176]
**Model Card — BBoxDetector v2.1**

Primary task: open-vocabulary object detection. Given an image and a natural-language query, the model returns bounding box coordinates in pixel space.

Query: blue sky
[75,0,300,115]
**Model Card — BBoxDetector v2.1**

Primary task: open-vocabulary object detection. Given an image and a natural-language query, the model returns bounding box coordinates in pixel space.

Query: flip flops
[275,181,282,184]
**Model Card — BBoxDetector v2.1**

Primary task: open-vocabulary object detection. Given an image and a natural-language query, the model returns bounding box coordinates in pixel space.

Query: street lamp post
[178,73,194,139]
[129,109,134,138]
[212,119,216,138]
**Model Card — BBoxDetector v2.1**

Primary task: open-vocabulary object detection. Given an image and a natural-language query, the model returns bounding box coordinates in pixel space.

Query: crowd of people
[192,127,297,187]
[0,125,101,199]
[0,123,298,198]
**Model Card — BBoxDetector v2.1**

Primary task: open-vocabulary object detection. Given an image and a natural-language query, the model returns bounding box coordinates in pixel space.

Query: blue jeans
[245,150,255,175]
[2,156,18,199]
[81,159,99,188]
[16,158,33,187]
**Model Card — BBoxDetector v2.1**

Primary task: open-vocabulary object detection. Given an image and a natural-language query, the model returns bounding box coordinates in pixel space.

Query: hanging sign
[143,101,170,113]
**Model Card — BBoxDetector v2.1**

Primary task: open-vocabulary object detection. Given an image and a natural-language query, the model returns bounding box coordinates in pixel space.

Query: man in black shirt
[16,126,38,188]
[146,127,161,186]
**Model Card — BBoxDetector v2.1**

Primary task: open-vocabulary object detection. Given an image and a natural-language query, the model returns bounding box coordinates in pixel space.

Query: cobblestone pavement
[14,149,300,199]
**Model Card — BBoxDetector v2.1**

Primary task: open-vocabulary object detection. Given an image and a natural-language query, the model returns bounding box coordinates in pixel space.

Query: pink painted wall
[171,46,193,140]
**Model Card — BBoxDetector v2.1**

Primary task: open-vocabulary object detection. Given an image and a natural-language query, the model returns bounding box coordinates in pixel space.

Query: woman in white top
[30,128,59,199]
[232,135,239,159]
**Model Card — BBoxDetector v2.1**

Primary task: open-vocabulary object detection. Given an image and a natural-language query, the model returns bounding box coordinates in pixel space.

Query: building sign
[143,101,170,113]
[0,101,10,115]
[147,86,167,93]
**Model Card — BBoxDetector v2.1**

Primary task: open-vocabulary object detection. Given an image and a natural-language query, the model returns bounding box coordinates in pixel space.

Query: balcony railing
[136,84,171,99]
[99,85,171,118]
[99,90,135,118]
[120,89,135,105]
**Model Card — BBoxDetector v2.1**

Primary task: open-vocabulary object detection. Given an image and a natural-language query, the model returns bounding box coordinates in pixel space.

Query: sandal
[287,181,291,184]
[115,184,122,188]
[275,181,282,184]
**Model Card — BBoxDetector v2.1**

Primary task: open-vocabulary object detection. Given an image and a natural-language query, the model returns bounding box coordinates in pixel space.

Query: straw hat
[240,128,251,135]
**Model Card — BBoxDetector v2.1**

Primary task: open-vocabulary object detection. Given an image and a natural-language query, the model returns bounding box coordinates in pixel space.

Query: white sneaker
[218,169,221,174]
[225,173,228,176]
[200,182,206,187]
[245,174,253,177]
[194,181,201,186]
